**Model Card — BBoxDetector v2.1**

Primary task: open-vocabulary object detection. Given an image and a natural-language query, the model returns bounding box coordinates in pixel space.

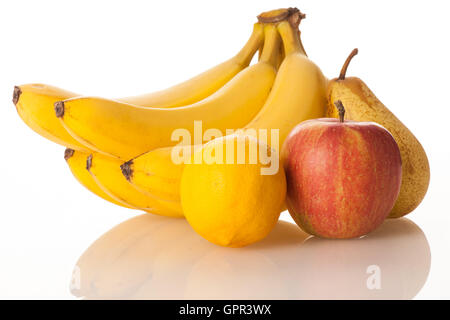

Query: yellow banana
[14,85,87,150]
[120,23,264,107]
[56,24,281,159]
[87,152,184,218]
[121,145,194,202]
[64,148,131,209]
[121,10,327,208]
[13,24,263,150]
[244,11,328,149]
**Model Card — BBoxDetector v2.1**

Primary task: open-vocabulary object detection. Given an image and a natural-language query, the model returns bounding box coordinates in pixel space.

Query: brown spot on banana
[54,101,65,118]
[64,148,75,161]
[120,160,134,181]
[12,86,21,105]
[86,154,93,171]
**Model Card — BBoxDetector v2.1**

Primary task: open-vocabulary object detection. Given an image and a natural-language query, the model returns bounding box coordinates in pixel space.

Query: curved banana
[87,152,184,218]
[121,145,194,202]
[244,13,328,149]
[13,24,263,150]
[120,23,264,107]
[123,11,327,208]
[56,24,281,159]
[64,148,131,208]
[14,85,88,150]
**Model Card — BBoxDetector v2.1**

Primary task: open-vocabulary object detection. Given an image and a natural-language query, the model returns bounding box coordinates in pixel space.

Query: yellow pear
[326,49,430,218]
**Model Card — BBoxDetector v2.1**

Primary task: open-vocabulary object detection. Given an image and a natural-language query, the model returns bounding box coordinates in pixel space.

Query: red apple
[281,101,402,239]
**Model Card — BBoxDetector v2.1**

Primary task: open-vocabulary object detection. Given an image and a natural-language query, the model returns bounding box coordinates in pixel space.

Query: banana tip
[64,148,75,161]
[54,101,65,118]
[13,86,21,105]
[86,154,93,171]
[120,160,133,181]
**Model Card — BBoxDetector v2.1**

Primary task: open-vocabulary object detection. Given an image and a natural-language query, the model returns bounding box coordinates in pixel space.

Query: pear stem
[334,100,345,123]
[338,48,358,80]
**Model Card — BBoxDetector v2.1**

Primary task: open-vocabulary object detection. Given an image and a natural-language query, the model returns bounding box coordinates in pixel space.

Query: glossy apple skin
[281,118,402,239]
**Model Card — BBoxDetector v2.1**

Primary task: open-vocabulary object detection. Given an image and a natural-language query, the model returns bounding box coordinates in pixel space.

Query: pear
[326,49,430,218]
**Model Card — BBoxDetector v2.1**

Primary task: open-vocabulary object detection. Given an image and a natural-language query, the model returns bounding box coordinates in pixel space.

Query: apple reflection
[292,218,431,299]
[70,214,430,299]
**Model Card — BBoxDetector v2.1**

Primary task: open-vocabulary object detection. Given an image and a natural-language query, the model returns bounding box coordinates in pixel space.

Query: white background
[0,0,449,299]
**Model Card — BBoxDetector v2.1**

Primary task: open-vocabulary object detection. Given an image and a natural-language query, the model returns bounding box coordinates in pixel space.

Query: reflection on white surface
[71,214,430,300]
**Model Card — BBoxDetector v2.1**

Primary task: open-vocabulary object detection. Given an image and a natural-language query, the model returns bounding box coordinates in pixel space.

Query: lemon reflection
[71,215,430,299]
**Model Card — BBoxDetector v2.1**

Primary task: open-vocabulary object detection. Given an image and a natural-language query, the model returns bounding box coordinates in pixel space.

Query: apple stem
[338,48,358,80]
[334,100,345,123]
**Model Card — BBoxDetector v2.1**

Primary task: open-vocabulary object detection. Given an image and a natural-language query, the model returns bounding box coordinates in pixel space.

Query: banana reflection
[71,215,430,299]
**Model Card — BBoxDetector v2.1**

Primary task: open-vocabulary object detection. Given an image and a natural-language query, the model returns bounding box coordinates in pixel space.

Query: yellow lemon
[180,134,286,247]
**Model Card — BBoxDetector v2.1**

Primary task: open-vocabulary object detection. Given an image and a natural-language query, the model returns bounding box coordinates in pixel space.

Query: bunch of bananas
[12,7,429,220]
[13,8,327,218]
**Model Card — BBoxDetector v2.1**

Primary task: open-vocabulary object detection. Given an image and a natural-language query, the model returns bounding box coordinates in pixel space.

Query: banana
[244,11,328,149]
[55,24,281,159]
[120,23,264,107]
[13,24,263,150]
[66,145,184,216]
[64,148,131,208]
[87,152,184,218]
[121,145,194,202]
[122,11,327,208]
[14,85,87,150]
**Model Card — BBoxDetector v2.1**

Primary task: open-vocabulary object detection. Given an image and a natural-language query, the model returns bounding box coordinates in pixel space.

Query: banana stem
[339,48,358,80]
[257,7,300,23]
[234,23,265,67]
[277,20,306,56]
[259,25,281,67]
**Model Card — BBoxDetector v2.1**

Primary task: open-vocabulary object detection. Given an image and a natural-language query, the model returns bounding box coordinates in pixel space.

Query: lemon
[180,134,286,247]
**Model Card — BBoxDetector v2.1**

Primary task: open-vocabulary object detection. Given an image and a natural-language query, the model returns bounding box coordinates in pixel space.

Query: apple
[281,100,402,239]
